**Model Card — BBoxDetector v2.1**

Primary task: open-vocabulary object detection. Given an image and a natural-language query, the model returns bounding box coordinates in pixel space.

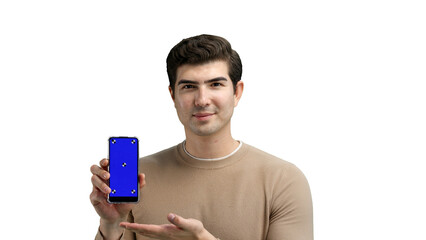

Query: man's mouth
[193,112,215,120]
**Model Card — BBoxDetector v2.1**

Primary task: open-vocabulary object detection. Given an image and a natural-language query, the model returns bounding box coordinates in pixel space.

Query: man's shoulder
[140,144,177,164]
[243,143,301,173]
[244,143,291,165]
[244,143,309,190]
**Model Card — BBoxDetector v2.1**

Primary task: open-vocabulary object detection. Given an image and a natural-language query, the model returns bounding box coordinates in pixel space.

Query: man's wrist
[99,219,124,240]
[198,228,218,240]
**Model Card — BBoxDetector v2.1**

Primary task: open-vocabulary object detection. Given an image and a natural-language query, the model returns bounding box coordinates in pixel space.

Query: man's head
[167,34,242,94]
[166,34,244,138]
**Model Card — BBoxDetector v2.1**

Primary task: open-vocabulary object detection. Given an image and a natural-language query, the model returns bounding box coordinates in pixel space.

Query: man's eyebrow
[205,77,228,83]
[177,77,228,85]
[177,80,198,85]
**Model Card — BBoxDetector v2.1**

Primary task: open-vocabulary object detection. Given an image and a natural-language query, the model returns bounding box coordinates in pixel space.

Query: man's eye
[211,82,223,87]
[183,85,195,89]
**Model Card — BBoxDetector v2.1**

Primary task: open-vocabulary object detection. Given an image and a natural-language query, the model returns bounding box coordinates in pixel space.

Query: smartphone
[108,136,139,203]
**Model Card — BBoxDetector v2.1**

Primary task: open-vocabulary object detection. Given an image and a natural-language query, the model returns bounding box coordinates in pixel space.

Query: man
[90,34,313,240]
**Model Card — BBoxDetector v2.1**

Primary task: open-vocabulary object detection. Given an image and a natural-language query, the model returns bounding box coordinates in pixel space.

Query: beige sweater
[96,142,313,240]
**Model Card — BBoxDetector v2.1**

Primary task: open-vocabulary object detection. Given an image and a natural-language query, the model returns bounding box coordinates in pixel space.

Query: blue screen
[109,137,138,198]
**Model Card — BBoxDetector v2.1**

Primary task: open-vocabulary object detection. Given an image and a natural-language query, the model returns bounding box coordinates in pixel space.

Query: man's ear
[234,81,244,107]
[168,86,175,101]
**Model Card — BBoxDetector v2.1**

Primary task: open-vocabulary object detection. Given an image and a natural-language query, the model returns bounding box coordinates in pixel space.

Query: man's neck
[184,133,240,159]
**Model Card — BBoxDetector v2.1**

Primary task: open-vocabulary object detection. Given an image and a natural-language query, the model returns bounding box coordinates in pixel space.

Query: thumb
[167,213,188,229]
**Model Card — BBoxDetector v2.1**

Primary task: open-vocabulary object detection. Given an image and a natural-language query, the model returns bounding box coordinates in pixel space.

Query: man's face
[170,60,243,137]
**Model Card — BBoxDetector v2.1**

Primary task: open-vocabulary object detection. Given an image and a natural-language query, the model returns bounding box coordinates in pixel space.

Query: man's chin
[189,125,218,137]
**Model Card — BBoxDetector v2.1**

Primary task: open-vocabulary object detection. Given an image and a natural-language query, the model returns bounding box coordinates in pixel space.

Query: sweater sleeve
[94,211,136,240]
[266,164,313,240]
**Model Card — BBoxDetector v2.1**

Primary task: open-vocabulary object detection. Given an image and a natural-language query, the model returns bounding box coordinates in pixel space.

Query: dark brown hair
[166,34,242,93]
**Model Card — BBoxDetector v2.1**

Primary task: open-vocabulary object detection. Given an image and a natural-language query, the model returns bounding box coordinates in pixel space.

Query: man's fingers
[167,213,189,229]
[167,213,206,234]
[90,164,110,180]
[167,213,177,224]
[90,187,106,206]
[120,222,178,236]
[139,173,146,188]
[120,215,210,239]
[91,174,110,194]
[99,158,109,169]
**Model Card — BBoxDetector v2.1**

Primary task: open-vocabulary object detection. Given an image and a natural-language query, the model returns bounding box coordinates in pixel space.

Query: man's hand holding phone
[90,158,146,239]
[90,137,216,240]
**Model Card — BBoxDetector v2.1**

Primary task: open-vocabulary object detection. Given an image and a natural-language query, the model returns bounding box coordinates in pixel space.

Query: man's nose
[194,87,210,107]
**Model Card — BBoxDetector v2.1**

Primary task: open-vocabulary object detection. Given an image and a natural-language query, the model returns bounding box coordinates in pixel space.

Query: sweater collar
[182,140,243,161]
[176,141,249,169]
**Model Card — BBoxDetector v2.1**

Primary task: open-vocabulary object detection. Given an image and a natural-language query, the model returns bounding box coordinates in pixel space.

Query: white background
[1,1,425,239]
